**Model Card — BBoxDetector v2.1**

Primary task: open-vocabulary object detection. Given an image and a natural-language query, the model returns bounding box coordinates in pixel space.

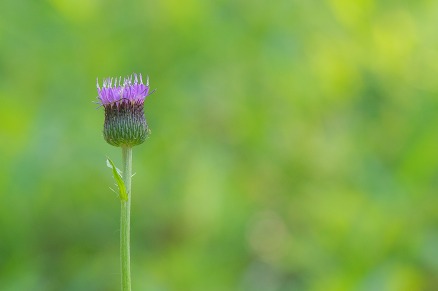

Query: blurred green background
[0,0,437,290]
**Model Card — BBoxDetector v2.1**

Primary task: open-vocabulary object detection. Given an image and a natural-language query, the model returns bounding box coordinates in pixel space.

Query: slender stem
[121,147,132,291]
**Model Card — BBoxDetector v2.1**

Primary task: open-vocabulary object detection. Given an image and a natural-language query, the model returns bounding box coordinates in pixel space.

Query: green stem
[121,147,132,291]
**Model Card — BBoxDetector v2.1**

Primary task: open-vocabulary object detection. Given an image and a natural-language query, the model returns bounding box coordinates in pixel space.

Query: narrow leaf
[106,159,123,176]
[106,158,128,201]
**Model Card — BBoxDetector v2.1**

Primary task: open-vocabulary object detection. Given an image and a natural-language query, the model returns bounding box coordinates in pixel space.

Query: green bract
[103,102,149,147]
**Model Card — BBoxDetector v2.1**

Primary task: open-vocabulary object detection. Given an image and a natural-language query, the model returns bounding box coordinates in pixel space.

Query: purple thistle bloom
[97,73,150,106]
[97,73,152,147]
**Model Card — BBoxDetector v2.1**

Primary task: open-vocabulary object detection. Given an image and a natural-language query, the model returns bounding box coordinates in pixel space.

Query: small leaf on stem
[106,158,128,201]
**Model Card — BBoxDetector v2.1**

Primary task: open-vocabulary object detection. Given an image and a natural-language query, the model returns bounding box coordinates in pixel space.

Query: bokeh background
[0,0,437,290]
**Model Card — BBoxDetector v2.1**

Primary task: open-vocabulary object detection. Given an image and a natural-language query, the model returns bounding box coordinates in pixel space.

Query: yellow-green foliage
[0,0,436,290]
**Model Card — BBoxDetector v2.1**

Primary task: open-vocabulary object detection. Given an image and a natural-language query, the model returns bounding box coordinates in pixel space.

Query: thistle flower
[96,73,155,291]
[97,73,151,147]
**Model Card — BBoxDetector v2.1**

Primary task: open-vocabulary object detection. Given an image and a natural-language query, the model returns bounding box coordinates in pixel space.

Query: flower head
[97,73,151,147]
